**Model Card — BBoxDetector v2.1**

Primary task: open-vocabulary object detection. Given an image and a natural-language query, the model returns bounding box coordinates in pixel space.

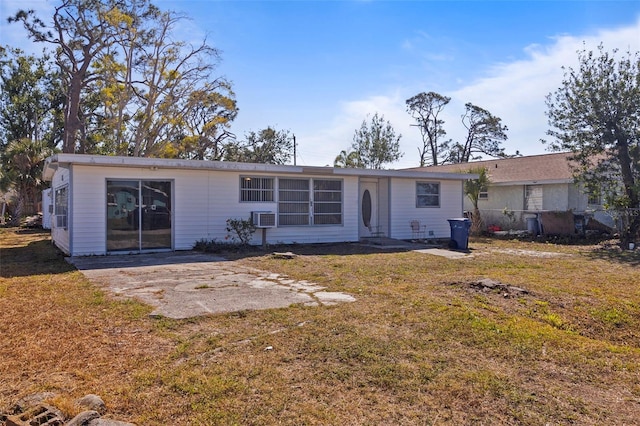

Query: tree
[448,103,509,163]
[0,138,54,224]
[168,86,238,160]
[463,166,490,235]
[128,10,233,157]
[333,149,360,168]
[10,1,235,159]
[224,127,293,165]
[0,47,62,152]
[9,0,135,153]
[545,45,640,246]
[350,113,403,169]
[406,91,451,166]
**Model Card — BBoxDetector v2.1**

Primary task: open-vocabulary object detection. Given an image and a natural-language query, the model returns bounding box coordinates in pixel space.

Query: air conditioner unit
[252,211,276,228]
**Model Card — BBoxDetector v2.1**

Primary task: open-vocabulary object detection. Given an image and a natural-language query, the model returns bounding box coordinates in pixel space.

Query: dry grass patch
[1,229,640,424]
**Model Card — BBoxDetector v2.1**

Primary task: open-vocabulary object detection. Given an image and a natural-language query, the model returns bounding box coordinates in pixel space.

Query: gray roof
[406,152,577,185]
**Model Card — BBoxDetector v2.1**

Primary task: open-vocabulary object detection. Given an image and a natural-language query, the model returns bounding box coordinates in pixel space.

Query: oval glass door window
[362,189,372,228]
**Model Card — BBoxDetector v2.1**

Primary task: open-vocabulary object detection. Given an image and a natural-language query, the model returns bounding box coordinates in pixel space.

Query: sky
[1,0,640,168]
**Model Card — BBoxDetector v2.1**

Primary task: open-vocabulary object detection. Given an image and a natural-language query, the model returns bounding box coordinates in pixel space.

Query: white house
[411,152,611,231]
[42,154,475,256]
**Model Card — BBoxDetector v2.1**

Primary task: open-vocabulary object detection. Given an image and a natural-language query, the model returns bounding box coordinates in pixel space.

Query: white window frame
[240,176,275,202]
[278,178,310,226]
[416,182,440,208]
[277,178,343,226]
[313,179,343,225]
[54,185,68,229]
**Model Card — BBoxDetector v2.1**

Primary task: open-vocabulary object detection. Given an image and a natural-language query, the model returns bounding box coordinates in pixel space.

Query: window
[479,190,489,200]
[278,178,343,226]
[588,190,601,205]
[313,179,342,225]
[240,176,274,202]
[278,178,310,226]
[416,182,440,208]
[54,185,68,229]
[525,185,543,210]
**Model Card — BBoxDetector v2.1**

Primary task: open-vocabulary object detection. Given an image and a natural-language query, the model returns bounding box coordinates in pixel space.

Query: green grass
[1,228,640,424]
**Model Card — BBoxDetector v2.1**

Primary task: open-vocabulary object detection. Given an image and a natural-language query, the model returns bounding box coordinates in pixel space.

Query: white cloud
[298,17,640,168]
[451,17,640,157]
[295,91,416,167]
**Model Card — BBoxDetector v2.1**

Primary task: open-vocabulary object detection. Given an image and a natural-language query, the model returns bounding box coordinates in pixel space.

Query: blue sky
[2,1,640,167]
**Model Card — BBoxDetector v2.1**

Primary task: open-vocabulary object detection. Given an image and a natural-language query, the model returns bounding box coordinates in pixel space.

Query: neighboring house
[42,154,475,256]
[408,152,611,231]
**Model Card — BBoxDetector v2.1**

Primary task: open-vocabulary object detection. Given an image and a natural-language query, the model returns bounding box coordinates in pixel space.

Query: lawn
[1,228,639,425]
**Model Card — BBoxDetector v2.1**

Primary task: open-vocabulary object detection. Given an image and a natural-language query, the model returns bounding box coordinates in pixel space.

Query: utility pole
[293,134,297,166]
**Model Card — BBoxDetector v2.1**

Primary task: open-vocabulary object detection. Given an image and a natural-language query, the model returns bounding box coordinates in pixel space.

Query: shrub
[225,217,256,246]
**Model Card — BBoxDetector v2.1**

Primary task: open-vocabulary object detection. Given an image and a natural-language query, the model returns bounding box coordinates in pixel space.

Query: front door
[359,180,378,237]
[106,180,172,252]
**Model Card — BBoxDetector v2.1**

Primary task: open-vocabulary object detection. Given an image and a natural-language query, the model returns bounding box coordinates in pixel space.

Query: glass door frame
[106,179,173,253]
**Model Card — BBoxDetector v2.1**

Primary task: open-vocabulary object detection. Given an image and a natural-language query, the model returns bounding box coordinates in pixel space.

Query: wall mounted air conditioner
[252,211,276,228]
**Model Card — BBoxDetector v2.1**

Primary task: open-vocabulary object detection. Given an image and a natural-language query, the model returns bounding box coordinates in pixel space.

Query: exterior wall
[56,165,361,255]
[42,188,52,230]
[51,167,71,254]
[542,183,570,211]
[378,178,390,236]
[475,185,525,229]
[389,178,464,240]
[475,182,594,230]
[568,183,591,212]
[202,171,359,246]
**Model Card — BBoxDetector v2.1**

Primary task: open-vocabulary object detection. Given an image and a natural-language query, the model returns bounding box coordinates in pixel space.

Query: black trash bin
[447,218,471,250]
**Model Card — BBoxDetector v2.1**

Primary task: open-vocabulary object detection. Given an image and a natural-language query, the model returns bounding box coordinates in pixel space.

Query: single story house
[42,154,475,256]
[409,152,612,231]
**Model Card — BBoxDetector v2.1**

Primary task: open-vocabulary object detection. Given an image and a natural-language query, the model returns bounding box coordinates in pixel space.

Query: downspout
[461,180,465,217]
[386,178,392,238]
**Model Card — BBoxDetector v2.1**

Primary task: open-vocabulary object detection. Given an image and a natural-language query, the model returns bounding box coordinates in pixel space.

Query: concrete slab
[413,248,473,259]
[69,252,355,319]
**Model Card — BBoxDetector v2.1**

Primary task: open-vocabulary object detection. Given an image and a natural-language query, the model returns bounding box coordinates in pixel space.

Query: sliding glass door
[107,180,172,252]
[141,181,172,249]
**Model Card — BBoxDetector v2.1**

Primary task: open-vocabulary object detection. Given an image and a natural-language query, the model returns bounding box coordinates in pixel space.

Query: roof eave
[42,154,477,181]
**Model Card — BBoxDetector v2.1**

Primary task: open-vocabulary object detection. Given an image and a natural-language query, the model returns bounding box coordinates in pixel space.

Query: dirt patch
[448,278,531,297]
[487,248,572,258]
[444,278,535,316]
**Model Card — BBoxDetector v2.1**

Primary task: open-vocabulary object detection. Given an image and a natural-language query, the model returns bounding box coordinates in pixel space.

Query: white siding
[239,174,359,245]
[60,165,361,255]
[69,165,214,254]
[42,188,52,230]
[389,178,464,240]
[70,165,107,255]
[175,170,214,249]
